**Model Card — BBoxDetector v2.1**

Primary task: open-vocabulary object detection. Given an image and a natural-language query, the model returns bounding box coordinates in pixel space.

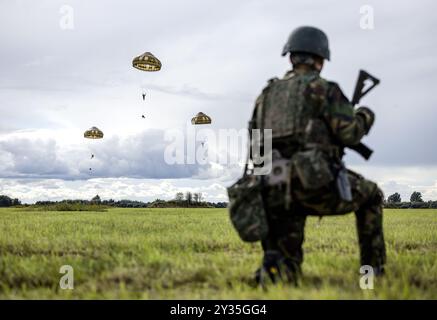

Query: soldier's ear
[314,57,324,72]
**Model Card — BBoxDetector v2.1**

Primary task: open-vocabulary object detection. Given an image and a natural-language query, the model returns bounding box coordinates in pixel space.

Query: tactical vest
[257,70,329,147]
[251,71,346,204]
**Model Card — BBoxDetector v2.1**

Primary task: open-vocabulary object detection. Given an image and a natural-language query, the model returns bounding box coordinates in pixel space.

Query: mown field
[0,208,436,299]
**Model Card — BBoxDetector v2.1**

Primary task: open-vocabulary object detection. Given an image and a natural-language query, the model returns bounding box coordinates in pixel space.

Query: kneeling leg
[354,181,386,274]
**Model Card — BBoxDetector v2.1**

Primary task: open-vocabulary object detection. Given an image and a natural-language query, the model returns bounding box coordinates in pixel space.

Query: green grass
[0,208,436,299]
[19,203,108,212]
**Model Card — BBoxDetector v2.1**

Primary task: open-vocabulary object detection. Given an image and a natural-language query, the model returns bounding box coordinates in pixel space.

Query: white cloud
[0,126,246,183]
[349,164,437,201]
[0,177,228,204]
[0,0,436,201]
[0,129,200,179]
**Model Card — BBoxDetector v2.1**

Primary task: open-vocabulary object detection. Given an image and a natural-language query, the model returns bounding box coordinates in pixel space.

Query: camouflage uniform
[252,67,386,282]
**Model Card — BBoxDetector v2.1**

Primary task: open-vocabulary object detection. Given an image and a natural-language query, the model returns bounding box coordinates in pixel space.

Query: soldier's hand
[356,106,375,134]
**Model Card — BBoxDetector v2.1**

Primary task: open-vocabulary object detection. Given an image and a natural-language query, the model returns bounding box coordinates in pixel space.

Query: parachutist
[142,93,146,100]
[84,128,102,176]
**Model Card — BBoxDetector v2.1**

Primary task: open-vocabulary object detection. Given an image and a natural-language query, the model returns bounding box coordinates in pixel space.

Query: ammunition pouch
[292,148,335,190]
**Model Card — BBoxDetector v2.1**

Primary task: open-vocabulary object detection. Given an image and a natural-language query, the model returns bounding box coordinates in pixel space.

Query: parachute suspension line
[141,90,147,119]
[84,127,103,177]
[133,52,162,120]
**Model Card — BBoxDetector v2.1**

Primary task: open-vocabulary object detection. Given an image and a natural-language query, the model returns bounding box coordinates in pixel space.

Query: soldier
[250,26,386,285]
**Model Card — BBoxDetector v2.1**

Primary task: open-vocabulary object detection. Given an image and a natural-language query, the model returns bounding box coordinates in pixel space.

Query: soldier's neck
[293,65,319,74]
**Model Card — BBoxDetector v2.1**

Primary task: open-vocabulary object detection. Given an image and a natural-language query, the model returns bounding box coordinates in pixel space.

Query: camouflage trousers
[261,169,386,274]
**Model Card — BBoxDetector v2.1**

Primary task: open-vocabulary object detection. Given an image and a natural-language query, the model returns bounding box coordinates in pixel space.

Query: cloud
[349,164,437,201]
[0,128,245,181]
[0,0,436,201]
[0,137,71,178]
[0,177,228,204]
[0,129,203,179]
[1,0,435,164]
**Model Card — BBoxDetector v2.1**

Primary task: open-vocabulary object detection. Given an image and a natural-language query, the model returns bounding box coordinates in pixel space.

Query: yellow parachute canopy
[132,52,162,72]
[84,127,104,139]
[191,112,212,125]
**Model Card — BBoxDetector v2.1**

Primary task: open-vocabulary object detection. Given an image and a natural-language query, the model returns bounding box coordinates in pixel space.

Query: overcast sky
[0,0,436,203]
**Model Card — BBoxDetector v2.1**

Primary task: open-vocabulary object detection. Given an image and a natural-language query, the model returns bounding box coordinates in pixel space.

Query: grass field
[0,208,436,299]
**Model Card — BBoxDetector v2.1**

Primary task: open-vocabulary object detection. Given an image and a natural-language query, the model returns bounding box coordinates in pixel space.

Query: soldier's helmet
[282,26,330,60]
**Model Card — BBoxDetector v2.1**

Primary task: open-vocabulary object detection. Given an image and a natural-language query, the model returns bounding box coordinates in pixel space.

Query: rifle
[347,70,380,160]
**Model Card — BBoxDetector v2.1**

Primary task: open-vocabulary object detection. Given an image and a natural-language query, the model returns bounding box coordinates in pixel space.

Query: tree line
[385,191,437,209]
[2,190,436,209]
[0,193,227,209]
[0,195,21,207]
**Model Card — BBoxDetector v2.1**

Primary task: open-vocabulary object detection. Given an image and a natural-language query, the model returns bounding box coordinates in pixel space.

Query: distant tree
[193,193,202,203]
[91,195,101,204]
[185,192,193,205]
[0,195,13,207]
[115,199,148,208]
[410,191,423,203]
[429,201,437,209]
[387,192,401,203]
[175,192,184,202]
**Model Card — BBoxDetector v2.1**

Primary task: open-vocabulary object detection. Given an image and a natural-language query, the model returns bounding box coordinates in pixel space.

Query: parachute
[191,112,212,125]
[84,127,104,139]
[132,52,162,72]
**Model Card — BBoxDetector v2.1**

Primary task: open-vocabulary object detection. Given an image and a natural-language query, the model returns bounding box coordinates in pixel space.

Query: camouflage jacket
[251,69,370,159]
